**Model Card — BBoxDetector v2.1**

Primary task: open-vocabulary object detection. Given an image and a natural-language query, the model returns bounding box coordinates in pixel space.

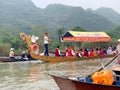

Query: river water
[0,57,116,90]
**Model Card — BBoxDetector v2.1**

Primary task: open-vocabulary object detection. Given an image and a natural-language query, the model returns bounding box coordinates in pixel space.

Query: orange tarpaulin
[61,31,111,42]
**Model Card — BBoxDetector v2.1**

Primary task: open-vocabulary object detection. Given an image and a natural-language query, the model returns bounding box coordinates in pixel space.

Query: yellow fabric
[69,31,110,37]
[62,31,111,42]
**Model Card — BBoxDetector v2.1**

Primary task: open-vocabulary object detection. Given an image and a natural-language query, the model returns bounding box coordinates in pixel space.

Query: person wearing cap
[9,48,15,59]
[116,39,120,63]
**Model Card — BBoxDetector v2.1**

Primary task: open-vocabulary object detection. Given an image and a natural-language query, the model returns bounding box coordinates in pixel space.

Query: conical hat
[10,48,14,51]
[31,35,39,43]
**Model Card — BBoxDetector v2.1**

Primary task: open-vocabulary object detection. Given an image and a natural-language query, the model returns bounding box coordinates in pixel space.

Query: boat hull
[31,53,115,62]
[112,64,120,75]
[113,70,120,75]
[0,57,35,62]
[51,75,120,90]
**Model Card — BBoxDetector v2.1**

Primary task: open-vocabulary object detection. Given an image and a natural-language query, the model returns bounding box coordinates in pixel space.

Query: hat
[108,47,112,49]
[118,39,120,42]
[31,35,39,43]
[10,48,14,51]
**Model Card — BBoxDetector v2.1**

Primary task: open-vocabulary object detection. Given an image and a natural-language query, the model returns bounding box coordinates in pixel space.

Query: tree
[72,25,87,31]
[56,27,65,43]
[31,24,49,36]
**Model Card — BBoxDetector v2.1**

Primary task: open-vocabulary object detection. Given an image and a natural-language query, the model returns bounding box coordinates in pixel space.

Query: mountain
[42,4,117,31]
[94,7,120,25]
[0,0,42,33]
[0,0,118,34]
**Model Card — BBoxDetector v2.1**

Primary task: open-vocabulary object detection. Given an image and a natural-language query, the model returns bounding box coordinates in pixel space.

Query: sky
[32,0,120,13]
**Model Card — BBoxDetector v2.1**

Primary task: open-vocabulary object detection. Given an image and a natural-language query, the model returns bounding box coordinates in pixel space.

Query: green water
[0,58,115,90]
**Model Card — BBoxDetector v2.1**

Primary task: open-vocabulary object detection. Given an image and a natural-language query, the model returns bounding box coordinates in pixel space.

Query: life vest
[55,48,60,57]
[83,51,88,57]
[99,50,104,56]
[89,51,94,57]
[31,44,40,54]
[68,49,73,57]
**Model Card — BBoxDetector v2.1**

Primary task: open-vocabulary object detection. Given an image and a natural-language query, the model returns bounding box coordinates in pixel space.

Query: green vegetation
[0,0,120,55]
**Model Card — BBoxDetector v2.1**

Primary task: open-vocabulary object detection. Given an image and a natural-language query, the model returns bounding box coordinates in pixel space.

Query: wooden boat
[112,64,120,75]
[19,33,116,62]
[51,74,120,90]
[0,57,35,63]
[30,53,115,62]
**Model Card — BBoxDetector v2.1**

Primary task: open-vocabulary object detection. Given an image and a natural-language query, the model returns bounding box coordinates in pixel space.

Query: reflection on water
[0,58,116,90]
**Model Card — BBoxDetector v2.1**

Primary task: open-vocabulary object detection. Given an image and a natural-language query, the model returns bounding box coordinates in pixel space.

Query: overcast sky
[32,0,120,13]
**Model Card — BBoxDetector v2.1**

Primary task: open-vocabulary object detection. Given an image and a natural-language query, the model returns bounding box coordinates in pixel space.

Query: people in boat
[55,46,61,57]
[103,47,107,55]
[116,39,120,63]
[65,49,68,57]
[25,50,32,59]
[98,48,104,56]
[9,48,15,59]
[77,49,83,58]
[94,47,99,56]
[83,48,89,57]
[21,50,31,60]
[65,46,68,51]
[68,46,76,57]
[107,47,113,55]
[89,48,95,57]
[44,32,52,56]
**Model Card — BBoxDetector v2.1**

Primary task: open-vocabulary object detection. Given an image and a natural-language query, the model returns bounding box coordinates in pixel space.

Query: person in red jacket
[89,49,94,57]
[68,46,76,57]
[55,46,61,57]
[83,48,89,57]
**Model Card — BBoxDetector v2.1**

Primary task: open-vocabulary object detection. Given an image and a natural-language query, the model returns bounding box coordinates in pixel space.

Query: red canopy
[61,31,111,42]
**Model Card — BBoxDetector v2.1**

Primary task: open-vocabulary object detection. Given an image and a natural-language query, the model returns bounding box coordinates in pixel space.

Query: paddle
[87,55,118,77]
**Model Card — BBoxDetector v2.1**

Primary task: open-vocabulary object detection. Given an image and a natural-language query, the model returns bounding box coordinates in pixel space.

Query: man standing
[44,32,50,56]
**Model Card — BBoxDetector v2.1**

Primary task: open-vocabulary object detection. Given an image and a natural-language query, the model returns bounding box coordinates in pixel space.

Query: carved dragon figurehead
[19,33,32,51]
[19,33,40,52]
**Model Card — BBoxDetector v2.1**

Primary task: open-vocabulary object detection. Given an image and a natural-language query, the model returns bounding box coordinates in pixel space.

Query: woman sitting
[9,48,15,59]
[77,49,83,58]
[98,48,104,56]
[68,46,76,57]
[107,47,113,55]
[55,46,61,57]
[89,49,94,57]
[83,48,89,57]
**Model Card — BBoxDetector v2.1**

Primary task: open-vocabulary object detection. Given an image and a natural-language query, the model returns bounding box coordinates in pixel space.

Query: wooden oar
[87,55,117,77]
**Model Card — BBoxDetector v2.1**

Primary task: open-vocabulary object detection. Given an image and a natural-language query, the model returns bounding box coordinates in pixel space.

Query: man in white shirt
[44,32,49,56]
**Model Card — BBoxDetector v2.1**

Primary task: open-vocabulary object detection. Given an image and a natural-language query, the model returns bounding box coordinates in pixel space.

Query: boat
[112,64,120,75]
[30,53,115,62]
[19,33,116,62]
[0,56,35,63]
[51,74,120,90]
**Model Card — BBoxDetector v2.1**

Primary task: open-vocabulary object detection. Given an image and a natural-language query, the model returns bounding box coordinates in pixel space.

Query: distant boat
[51,74,120,90]
[0,56,35,63]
